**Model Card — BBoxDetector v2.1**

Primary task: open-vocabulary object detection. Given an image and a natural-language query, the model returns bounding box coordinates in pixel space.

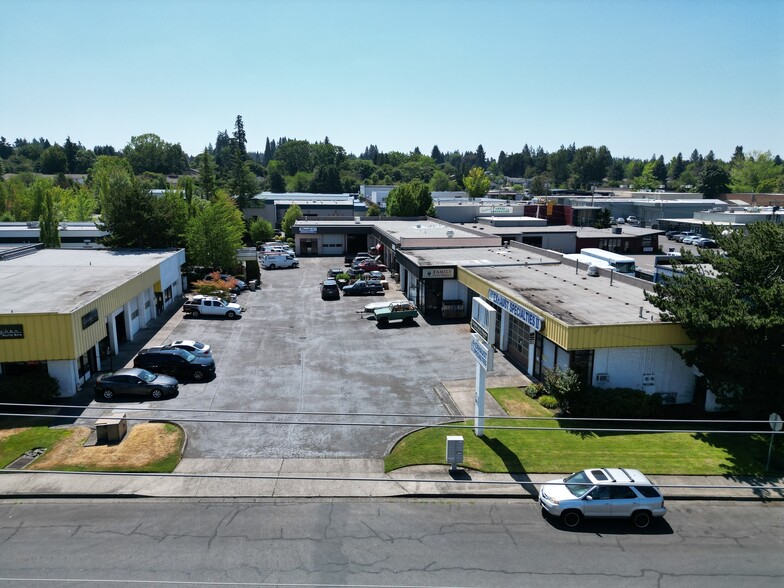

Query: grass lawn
[1,423,184,473]
[384,387,784,476]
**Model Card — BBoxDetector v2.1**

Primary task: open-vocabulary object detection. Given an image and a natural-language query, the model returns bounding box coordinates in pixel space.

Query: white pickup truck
[183,295,243,319]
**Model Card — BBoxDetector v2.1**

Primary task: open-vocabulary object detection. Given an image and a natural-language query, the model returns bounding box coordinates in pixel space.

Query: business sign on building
[299,227,317,234]
[487,289,544,332]
[422,268,455,279]
[81,309,99,330]
[479,206,513,214]
[0,324,24,339]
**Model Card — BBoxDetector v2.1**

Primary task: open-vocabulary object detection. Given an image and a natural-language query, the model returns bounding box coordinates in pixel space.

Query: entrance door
[423,280,443,317]
[114,312,127,342]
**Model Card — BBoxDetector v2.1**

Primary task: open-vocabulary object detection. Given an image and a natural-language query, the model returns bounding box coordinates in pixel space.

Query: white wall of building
[48,360,79,397]
[592,346,695,403]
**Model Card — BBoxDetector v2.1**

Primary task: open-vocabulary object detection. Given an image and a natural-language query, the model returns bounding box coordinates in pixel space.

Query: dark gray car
[94,368,179,401]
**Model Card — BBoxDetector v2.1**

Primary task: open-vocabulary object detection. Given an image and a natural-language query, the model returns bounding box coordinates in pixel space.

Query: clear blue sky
[3,0,783,162]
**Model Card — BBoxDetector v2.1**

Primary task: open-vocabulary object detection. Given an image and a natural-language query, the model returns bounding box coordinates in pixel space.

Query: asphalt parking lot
[93,257,522,459]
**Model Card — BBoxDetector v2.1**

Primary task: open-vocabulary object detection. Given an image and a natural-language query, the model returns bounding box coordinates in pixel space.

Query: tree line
[3,118,783,201]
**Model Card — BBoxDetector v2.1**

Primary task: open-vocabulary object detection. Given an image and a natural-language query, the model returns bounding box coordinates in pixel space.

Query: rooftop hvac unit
[446,230,454,238]
[612,226,622,234]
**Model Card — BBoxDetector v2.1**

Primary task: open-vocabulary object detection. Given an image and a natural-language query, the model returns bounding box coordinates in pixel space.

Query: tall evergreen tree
[38,184,61,248]
[198,148,217,200]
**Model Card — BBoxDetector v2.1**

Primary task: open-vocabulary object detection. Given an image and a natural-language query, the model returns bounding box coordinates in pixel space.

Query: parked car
[320,278,340,300]
[134,347,216,381]
[203,273,246,293]
[675,232,698,243]
[346,252,373,265]
[681,235,703,245]
[626,216,639,225]
[665,230,680,239]
[355,259,387,272]
[158,340,211,358]
[327,267,344,278]
[341,280,384,296]
[95,367,179,401]
[261,253,299,269]
[697,238,718,248]
[539,468,666,529]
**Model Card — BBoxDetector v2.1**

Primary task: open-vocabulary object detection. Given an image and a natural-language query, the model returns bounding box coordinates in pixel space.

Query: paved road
[0,499,781,587]
[84,257,524,459]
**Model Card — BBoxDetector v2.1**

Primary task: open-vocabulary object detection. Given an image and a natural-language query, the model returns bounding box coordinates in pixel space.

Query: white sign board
[471,296,497,346]
[422,268,455,279]
[770,413,783,432]
[470,333,494,371]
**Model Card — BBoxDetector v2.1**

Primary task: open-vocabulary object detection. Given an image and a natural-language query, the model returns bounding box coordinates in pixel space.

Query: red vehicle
[356,259,387,272]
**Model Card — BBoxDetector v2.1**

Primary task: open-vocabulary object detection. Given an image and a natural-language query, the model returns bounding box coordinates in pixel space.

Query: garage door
[322,233,344,255]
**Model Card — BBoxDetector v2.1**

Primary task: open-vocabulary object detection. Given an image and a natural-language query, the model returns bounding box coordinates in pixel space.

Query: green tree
[385,180,433,217]
[594,208,613,229]
[38,185,61,248]
[646,222,784,416]
[696,163,730,198]
[309,165,342,193]
[530,175,548,196]
[123,133,185,174]
[198,148,218,200]
[249,217,275,244]
[281,202,303,238]
[463,166,490,198]
[429,169,451,191]
[730,151,783,193]
[184,191,245,269]
[268,168,286,193]
[366,203,381,217]
[274,139,312,175]
[39,145,67,174]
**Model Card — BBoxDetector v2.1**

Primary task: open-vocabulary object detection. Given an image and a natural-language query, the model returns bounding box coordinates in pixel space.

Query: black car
[95,368,179,401]
[134,348,216,381]
[321,278,340,300]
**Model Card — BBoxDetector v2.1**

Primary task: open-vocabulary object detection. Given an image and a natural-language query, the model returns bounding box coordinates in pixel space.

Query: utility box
[95,413,127,444]
[446,435,464,471]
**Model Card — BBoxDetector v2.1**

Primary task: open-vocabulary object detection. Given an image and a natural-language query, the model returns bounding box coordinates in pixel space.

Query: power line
[1,411,779,435]
[0,403,776,426]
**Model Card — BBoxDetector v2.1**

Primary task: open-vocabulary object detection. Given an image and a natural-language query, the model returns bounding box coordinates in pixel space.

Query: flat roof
[372,220,488,240]
[0,248,180,314]
[576,226,664,237]
[468,262,660,326]
[403,245,660,326]
[399,246,559,268]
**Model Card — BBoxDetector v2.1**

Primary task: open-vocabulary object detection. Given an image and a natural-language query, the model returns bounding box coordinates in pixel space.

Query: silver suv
[539,468,666,529]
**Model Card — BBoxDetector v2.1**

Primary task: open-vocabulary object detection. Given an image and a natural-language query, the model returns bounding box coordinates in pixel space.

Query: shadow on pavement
[479,435,540,497]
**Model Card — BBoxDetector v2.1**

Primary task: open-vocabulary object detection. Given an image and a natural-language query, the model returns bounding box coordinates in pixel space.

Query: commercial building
[0,246,186,397]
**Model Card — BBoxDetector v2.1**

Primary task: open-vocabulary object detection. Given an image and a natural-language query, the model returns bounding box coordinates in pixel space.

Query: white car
[681,235,702,245]
[166,340,212,357]
[539,468,666,529]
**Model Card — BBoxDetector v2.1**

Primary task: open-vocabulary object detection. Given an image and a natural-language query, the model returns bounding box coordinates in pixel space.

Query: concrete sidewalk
[2,458,783,501]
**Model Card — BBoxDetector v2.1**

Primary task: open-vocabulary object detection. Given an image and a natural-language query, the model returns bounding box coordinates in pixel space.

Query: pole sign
[470,333,494,371]
[471,296,497,345]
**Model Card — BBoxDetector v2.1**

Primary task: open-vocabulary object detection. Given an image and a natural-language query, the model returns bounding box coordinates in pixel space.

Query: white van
[261,253,299,270]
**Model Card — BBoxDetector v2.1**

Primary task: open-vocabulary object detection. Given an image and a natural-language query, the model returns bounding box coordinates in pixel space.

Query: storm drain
[5,448,46,469]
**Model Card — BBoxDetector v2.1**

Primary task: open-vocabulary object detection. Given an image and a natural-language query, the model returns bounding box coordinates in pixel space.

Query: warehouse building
[0,245,186,397]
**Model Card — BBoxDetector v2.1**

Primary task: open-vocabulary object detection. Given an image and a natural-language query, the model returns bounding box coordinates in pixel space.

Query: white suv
[539,468,666,528]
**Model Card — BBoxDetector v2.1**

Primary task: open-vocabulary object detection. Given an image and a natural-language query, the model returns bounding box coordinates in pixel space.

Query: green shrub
[570,387,664,418]
[538,394,559,409]
[524,383,545,398]
[0,373,60,404]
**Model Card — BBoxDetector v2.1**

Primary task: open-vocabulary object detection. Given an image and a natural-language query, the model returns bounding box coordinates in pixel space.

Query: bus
[562,253,613,271]
[579,248,636,274]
